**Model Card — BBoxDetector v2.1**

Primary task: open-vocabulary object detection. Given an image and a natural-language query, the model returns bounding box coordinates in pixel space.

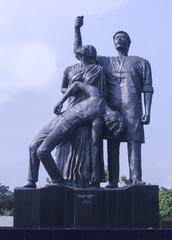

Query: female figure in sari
[56,45,107,187]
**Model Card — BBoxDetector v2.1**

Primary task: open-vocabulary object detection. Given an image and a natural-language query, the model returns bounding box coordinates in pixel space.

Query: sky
[0,0,172,191]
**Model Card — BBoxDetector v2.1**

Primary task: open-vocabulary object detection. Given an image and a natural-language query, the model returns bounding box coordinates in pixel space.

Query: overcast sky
[0,0,172,190]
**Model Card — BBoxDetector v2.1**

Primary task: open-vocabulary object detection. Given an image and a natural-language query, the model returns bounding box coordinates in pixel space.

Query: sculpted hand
[54,102,63,115]
[75,16,84,29]
[142,113,150,125]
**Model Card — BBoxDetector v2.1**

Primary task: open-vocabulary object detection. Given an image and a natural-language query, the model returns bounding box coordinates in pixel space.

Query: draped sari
[56,63,106,187]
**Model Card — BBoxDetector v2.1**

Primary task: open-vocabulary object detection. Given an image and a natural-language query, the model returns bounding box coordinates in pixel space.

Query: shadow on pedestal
[40,185,65,228]
[108,185,159,228]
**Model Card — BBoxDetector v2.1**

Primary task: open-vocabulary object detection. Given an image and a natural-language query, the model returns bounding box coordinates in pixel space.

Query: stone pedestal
[64,187,108,228]
[108,185,159,228]
[14,188,40,228]
[40,185,65,228]
[14,185,65,228]
[14,185,159,228]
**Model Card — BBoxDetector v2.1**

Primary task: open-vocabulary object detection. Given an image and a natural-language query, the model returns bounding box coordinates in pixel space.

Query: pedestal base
[14,185,159,228]
[14,185,65,228]
[64,187,108,228]
[108,185,159,228]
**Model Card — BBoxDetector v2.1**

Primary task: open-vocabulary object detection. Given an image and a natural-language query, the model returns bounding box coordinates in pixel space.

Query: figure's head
[75,45,97,62]
[113,31,131,53]
[104,111,126,139]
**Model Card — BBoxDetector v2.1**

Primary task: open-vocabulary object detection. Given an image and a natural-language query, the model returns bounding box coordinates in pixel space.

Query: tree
[159,188,172,228]
[0,183,13,216]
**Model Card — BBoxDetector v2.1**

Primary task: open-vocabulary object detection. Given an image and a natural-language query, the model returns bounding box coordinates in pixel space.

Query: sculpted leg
[106,140,120,188]
[36,126,69,183]
[28,140,41,183]
[25,118,59,188]
[91,118,103,187]
[127,141,142,184]
[37,145,64,183]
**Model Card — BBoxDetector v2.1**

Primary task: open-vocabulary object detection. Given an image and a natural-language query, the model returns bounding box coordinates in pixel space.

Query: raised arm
[74,81,100,97]
[74,16,83,53]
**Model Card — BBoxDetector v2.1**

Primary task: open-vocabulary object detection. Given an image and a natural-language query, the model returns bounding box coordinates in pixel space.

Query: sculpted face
[113,32,130,52]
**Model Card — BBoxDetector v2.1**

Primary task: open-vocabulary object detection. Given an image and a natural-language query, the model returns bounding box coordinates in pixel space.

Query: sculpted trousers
[107,140,142,184]
[107,140,120,184]
[28,117,63,182]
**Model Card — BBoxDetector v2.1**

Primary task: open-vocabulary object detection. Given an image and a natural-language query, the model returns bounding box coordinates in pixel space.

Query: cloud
[0,0,128,105]
[0,43,57,105]
[0,0,128,30]
[0,0,129,39]
[16,43,57,91]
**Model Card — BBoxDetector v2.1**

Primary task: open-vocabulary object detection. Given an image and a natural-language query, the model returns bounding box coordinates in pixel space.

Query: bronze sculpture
[74,16,153,187]
[24,16,153,189]
[24,45,125,188]
[15,15,159,232]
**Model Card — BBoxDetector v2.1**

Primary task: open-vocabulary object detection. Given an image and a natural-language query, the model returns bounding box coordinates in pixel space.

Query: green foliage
[1,209,13,216]
[160,188,172,228]
[0,183,13,216]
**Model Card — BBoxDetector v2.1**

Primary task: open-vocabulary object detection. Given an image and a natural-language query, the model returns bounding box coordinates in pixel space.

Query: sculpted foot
[23,182,37,189]
[106,182,118,188]
[46,178,66,187]
[132,179,145,185]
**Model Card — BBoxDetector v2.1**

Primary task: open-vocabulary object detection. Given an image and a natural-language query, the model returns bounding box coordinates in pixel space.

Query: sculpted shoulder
[97,55,117,62]
[128,55,151,65]
[97,56,117,69]
[64,63,81,73]
[93,63,104,71]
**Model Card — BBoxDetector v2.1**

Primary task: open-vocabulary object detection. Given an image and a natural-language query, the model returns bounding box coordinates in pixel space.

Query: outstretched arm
[61,82,99,103]
[72,81,99,97]
[54,82,99,115]
[74,16,83,53]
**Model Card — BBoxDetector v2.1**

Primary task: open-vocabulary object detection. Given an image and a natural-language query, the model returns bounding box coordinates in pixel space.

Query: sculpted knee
[37,146,48,160]
[29,141,39,153]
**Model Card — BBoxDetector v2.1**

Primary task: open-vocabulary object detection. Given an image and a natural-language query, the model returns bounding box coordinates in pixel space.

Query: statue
[16,16,159,231]
[55,44,106,187]
[24,44,125,188]
[74,16,154,187]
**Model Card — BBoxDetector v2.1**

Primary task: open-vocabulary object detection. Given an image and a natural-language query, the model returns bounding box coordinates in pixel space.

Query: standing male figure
[74,16,153,187]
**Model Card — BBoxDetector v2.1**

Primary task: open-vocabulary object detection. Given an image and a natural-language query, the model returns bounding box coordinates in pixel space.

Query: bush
[0,183,13,216]
[160,188,172,228]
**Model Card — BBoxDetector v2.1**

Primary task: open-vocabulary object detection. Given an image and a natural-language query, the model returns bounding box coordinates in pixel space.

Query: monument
[14,16,159,229]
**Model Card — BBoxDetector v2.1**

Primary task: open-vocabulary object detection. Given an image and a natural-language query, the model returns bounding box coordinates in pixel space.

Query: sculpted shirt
[98,56,153,143]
